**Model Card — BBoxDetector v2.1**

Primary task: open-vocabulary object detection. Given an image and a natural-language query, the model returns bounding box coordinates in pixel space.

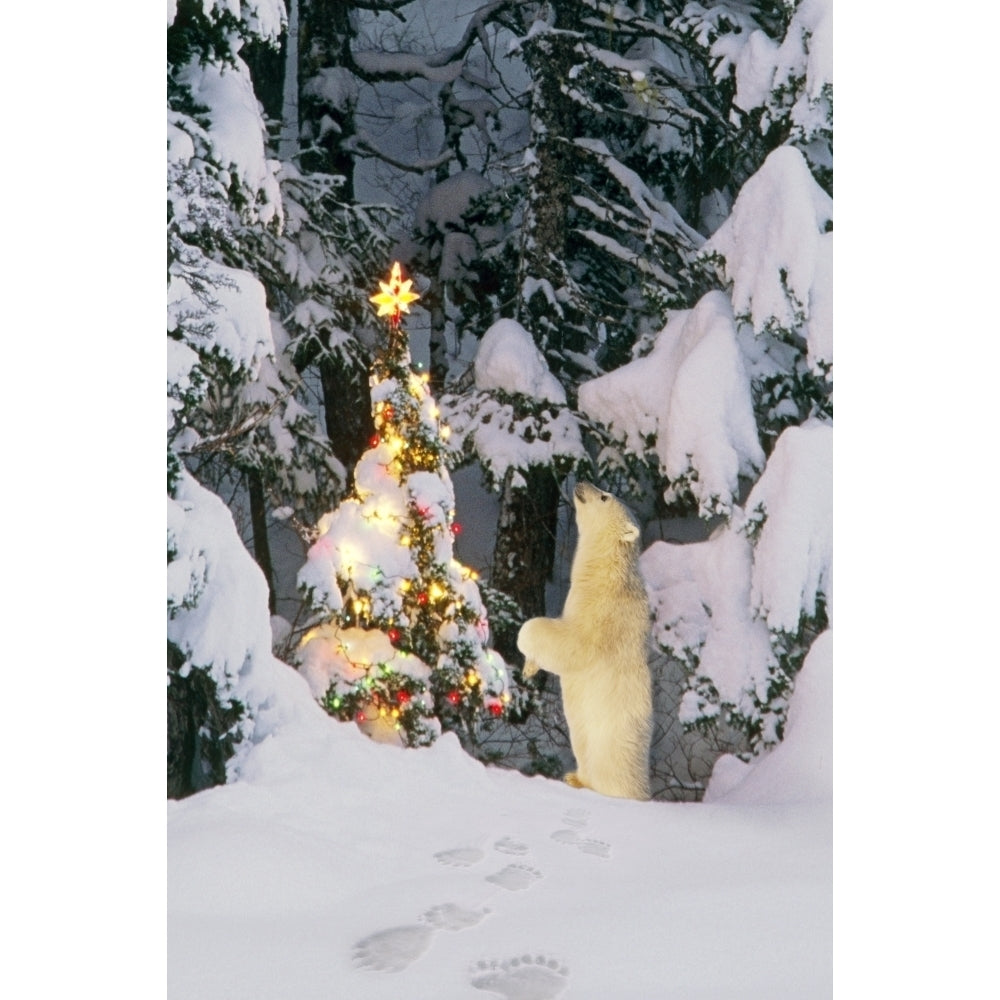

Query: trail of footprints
[351,808,608,998]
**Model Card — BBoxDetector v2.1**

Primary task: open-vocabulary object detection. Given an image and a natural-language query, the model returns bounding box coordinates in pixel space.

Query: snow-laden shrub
[441,319,589,490]
[641,420,831,752]
[579,291,764,517]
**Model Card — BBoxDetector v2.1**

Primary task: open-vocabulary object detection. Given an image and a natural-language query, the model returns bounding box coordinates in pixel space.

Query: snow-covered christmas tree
[296,263,513,748]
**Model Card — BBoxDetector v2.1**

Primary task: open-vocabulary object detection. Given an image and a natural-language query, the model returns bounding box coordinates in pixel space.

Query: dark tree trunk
[247,468,277,614]
[489,5,583,654]
[320,354,374,480]
[427,288,449,394]
[489,466,561,663]
[299,0,358,195]
[519,19,588,364]
[295,4,378,475]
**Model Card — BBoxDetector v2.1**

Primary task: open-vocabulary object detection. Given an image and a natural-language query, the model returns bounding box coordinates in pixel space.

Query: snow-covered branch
[573,137,705,247]
[351,0,519,83]
[345,132,456,174]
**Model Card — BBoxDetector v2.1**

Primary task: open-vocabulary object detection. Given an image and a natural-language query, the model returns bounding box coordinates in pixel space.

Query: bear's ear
[620,521,640,545]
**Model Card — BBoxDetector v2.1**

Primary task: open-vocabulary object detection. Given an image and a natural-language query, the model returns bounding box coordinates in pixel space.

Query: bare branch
[346,132,456,174]
[349,0,521,83]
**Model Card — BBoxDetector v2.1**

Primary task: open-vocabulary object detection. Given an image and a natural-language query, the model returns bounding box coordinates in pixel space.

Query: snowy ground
[168,638,832,1000]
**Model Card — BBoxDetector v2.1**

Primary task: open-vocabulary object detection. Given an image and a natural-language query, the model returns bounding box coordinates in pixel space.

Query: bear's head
[573,481,640,548]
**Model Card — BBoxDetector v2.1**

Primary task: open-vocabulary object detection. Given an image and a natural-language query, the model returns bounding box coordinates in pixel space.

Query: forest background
[166,0,835,793]
[1,1,997,996]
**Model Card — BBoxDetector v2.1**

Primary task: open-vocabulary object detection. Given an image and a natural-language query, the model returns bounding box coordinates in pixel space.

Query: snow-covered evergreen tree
[589,0,835,759]
[167,0,292,796]
[182,0,407,612]
[689,0,832,192]
[640,416,831,753]
[434,0,773,629]
[297,264,517,748]
[283,0,389,478]
[676,1,832,752]
[507,1,717,373]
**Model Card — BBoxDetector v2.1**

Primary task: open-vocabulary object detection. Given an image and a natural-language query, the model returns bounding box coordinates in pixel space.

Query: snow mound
[167,263,274,376]
[168,471,327,764]
[474,319,566,404]
[704,146,832,342]
[705,631,832,805]
[640,522,773,725]
[579,291,764,515]
[767,0,832,140]
[746,419,833,633]
[174,56,281,225]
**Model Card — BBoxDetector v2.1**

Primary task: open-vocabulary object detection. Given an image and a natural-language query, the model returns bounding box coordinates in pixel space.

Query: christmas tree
[297,263,512,747]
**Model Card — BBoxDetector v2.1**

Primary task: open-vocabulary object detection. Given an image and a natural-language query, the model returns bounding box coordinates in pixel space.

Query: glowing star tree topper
[369,261,420,328]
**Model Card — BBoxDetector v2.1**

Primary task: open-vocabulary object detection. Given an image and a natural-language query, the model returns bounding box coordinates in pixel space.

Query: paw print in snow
[471,954,569,1000]
[434,846,485,868]
[494,836,529,856]
[485,864,542,891]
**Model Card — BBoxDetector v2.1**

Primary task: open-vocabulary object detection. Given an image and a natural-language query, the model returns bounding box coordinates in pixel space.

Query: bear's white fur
[517,481,652,800]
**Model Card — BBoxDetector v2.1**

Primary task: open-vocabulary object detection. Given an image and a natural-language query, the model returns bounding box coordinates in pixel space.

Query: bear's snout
[574,481,597,503]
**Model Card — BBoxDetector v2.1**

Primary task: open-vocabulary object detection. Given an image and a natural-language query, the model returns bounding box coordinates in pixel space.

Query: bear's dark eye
[600,495,608,502]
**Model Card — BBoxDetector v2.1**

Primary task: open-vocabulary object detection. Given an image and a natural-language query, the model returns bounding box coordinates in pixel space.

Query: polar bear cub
[518,481,652,800]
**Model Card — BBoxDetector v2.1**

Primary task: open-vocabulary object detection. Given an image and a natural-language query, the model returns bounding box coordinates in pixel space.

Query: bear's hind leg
[564,717,592,792]
[588,752,650,801]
